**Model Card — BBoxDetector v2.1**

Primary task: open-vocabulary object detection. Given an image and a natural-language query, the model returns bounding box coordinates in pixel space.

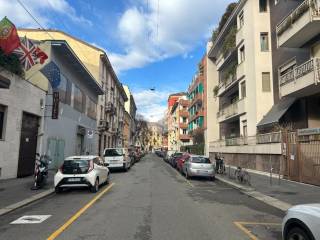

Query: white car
[104,148,131,171]
[282,204,320,240]
[54,155,110,193]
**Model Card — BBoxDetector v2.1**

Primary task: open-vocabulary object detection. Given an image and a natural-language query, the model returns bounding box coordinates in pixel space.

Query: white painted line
[11,215,51,224]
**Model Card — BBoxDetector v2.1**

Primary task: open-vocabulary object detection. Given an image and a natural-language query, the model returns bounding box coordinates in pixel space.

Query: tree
[211,2,237,43]
[192,128,205,145]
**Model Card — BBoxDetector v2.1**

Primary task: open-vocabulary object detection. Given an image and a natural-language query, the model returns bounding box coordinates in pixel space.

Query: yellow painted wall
[18,29,103,84]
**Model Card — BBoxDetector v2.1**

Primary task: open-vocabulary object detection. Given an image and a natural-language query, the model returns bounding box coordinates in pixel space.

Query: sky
[1,0,234,122]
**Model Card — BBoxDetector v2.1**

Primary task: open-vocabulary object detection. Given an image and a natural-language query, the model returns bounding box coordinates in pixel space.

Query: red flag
[35,47,48,64]
[0,17,20,55]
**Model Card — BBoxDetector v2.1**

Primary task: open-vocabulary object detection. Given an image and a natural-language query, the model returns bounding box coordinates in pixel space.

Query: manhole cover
[11,215,51,224]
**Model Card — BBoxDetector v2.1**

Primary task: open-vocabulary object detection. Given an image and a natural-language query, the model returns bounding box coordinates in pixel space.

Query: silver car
[182,155,215,181]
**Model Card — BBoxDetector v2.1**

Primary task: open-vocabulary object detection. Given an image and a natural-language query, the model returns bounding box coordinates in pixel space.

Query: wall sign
[52,92,59,120]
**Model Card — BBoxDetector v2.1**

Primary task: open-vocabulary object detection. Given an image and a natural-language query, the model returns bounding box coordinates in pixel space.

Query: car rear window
[174,152,183,157]
[62,160,89,174]
[191,157,211,164]
[104,149,123,157]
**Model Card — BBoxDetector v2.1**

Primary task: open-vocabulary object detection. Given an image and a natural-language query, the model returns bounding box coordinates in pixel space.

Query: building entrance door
[17,112,39,177]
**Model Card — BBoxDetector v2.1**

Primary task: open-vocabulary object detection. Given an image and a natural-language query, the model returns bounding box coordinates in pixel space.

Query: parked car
[54,155,110,193]
[182,155,215,181]
[164,150,176,163]
[176,153,190,173]
[104,148,131,171]
[282,204,320,240]
[169,152,183,168]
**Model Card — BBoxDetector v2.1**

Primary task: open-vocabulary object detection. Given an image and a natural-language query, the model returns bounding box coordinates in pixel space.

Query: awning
[0,75,10,89]
[257,97,296,128]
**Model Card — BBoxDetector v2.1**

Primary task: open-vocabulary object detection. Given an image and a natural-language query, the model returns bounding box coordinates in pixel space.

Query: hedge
[181,144,204,155]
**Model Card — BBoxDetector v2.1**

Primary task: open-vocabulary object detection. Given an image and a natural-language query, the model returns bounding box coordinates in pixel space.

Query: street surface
[0,154,283,240]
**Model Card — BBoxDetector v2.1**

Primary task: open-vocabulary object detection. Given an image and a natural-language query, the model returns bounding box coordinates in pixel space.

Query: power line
[16,0,55,40]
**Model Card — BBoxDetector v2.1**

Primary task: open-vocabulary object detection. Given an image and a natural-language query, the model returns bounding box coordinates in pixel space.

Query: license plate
[68,178,80,182]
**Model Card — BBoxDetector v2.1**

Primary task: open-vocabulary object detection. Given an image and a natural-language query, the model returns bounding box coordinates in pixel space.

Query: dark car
[169,152,183,168]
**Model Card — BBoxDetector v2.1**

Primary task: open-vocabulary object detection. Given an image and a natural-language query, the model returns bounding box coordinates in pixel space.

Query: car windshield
[62,160,90,174]
[104,149,123,157]
[191,157,211,164]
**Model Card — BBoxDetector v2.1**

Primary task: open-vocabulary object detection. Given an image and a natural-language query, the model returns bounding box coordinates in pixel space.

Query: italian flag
[0,17,20,55]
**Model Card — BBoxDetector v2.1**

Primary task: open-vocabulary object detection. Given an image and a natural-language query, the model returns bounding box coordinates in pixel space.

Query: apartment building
[188,56,207,151]
[123,85,137,147]
[167,92,187,150]
[208,0,278,171]
[18,29,128,155]
[259,0,320,131]
[170,96,192,151]
[146,122,164,151]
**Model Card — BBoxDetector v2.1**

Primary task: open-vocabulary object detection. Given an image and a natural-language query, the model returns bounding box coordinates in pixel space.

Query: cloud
[132,89,171,122]
[0,0,92,28]
[109,0,233,72]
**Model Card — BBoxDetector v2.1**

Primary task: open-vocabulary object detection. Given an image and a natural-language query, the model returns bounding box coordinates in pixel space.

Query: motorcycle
[31,154,52,190]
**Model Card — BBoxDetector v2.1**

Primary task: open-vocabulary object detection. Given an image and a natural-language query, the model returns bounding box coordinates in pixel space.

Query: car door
[99,157,108,181]
[93,157,104,183]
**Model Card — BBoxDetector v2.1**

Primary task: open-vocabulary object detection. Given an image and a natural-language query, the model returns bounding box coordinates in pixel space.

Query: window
[183,129,187,135]
[57,75,71,104]
[262,72,271,92]
[260,33,269,51]
[240,45,245,63]
[259,0,267,12]
[238,11,244,29]
[73,85,85,113]
[182,117,187,123]
[87,97,97,120]
[241,81,246,98]
[0,105,7,140]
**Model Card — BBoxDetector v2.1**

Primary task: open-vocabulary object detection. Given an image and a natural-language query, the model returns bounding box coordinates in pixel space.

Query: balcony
[179,134,191,141]
[209,132,282,155]
[215,48,237,71]
[105,102,115,113]
[279,58,320,98]
[179,110,189,118]
[276,0,320,48]
[190,93,203,107]
[217,73,237,97]
[217,98,246,123]
[179,122,188,129]
[190,110,204,122]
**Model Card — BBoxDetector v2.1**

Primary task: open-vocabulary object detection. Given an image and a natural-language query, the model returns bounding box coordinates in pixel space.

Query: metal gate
[284,131,320,186]
[17,112,39,177]
[47,138,65,169]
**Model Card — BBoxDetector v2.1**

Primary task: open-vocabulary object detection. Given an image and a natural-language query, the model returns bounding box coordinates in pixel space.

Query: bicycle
[234,167,251,185]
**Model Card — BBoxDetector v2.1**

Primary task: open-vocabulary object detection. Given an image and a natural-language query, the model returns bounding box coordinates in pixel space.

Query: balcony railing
[179,110,189,118]
[279,58,320,86]
[277,0,320,36]
[217,98,245,121]
[209,132,282,148]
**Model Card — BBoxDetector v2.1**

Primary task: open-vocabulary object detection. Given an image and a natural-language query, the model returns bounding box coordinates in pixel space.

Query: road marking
[11,215,51,224]
[47,183,114,240]
[186,179,194,188]
[234,221,282,240]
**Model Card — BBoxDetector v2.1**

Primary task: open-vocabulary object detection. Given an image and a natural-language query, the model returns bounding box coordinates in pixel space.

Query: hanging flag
[40,61,61,89]
[13,37,38,71]
[0,17,20,54]
[35,46,48,64]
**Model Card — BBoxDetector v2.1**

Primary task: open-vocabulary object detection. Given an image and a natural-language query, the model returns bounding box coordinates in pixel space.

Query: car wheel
[90,178,99,193]
[286,227,311,240]
[55,187,62,194]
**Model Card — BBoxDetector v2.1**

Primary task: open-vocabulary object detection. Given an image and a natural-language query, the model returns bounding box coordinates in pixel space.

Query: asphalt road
[0,154,284,240]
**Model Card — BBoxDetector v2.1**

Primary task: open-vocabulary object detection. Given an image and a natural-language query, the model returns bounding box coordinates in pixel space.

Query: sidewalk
[0,171,55,216]
[216,167,320,211]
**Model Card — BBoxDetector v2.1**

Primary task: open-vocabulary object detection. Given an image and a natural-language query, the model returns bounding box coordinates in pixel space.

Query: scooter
[215,156,226,174]
[31,154,51,190]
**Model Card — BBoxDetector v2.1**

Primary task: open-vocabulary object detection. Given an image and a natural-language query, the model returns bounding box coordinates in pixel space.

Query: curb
[0,188,55,217]
[215,176,292,212]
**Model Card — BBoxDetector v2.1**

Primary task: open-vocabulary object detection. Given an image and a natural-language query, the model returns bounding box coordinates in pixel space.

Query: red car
[176,153,190,173]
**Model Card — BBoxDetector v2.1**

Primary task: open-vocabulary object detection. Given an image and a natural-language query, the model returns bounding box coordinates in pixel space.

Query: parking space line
[233,221,281,240]
[47,183,114,240]
[234,221,259,240]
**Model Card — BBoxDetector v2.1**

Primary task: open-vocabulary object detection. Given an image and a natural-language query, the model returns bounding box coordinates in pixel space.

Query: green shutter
[198,83,203,93]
